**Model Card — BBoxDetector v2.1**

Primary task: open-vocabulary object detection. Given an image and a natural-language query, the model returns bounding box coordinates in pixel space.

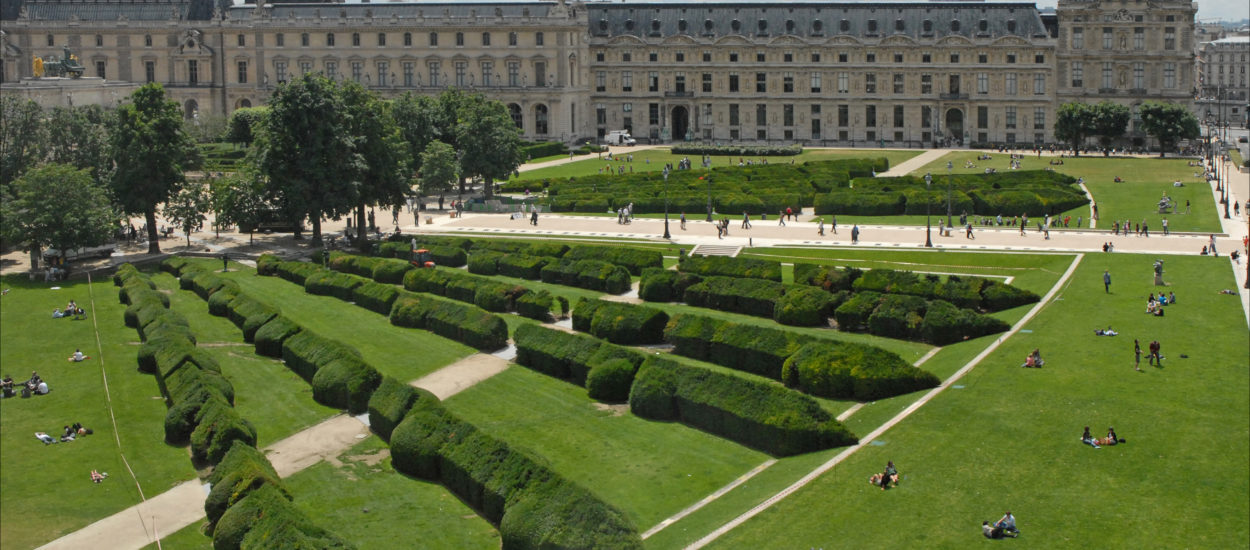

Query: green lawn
[202,261,477,382]
[705,252,1249,548]
[150,271,338,447]
[913,152,1222,233]
[0,275,198,550]
[507,147,921,182]
[443,366,770,529]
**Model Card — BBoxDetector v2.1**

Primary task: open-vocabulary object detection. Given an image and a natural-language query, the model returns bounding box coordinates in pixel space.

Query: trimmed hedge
[629,356,857,456]
[573,299,669,345]
[513,324,645,392]
[389,292,508,351]
[670,144,803,156]
[867,294,928,340]
[774,286,837,326]
[274,260,321,286]
[281,329,361,382]
[919,300,1012,345]
[370,258,413,284]
[683,276,785,319]
[205,441,285,526]
[256,253,281,276]
[514,289,556,321]
[367,376,436,442]
[585,359,638,403]
[540,258,631,294]
[782,342,940,401]
[665,314,808,380]
[794,264,862,291]
[189,396,257,464]
[329,253,381,278]
[834,291,882,330]
[638,268,703,303]
[679,255,782,281]
[467,250,504,276]
[388,401,641,549]
[352,280,401,315]
[253,316,301,357]
[304,270,366,301]
[497,254,551,280]
[311,355,382,414]
[402,266,516,313]
[212,484,352,550]
[563,245,663,276]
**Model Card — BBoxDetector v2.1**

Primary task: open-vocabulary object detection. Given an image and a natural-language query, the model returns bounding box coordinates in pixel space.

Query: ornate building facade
[1,0,1198,147]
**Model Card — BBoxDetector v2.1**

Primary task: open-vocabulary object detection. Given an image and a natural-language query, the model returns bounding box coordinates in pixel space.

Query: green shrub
[206,286,239,317]
[981,280,1040,311]
[350,281,401,315]
[683,276,785,318]
[205,441,284,526]
[190,397,257,464]
[224,293,273,329]
[514,324,644,389]
[113,263,141,286]
[367,377,436,442]
[310,355,382,414]
[273,260,321,285]
[514,289,555,321]
[191,271,238,301]
[253,316,301,357]
[239,307,278,343]
[782,341,939,400]
[329,253,381,278]
[388,402,454,480]
[866,294,928,340]
[402,266,453,295]
[638,268,678,302]
[564,246,663,276]
[256,254,281,276]
[389,294,508,351]
[304,270,365,301]
[632,357,857,456]
[919,299,1012,345]
[774,286,836,326]
[834,291,881,330]
[583,301,669,345]
[138,335,195,374]
[163,386,222,445]
[281,329,360,382]
[586,359,638,403]
[497,253,550,279]
[467,250,503,276]
[211,485,299,550]
[679,255,782,281]
[541,258,631,294]
[499,479,642,550]
[160,256,193,275]
[794,264,862,291]
[671,144,802,156]
[370,258,413,284]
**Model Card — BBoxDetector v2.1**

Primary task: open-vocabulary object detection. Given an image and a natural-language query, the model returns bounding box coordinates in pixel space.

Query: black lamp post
[924,172,933,248]
[662,169,672,239]
[1222,156,1232,219]
[945,160,953,227]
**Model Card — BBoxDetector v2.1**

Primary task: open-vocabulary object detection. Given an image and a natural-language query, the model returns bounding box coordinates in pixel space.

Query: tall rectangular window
[378,33,387,47]
[621,71,632,91]
[837,72,849,94]
[756,104,767,127]
[378,62,389,86]
[893,105,904,128]
[455,61,467,87]
[893,73,904,94]
[276,34,284,47]
[536,61,547,87]
[187,60,197,84]
[1072,28,1084,49]
[1034,74,1045,95]
[455,32,464,47]
[403,62,414,87]
[1132,63,1144,89]
[96,61,106,79]
[1006,106,1017,129]
[325,61,337,80]
[1071,62,1083,88]
[509,32,518,47]
[783,72,794,93]
[1164,28,1175,50]
[275,61,287,83]
[865,105,876,127]
[145,61,155,83]
[1133,28,1144,50]
[352,62,363,83]
[536,32,545,46]
[596,71,606,92]
[352,33,360,47]
[811,105,821,139]
[301,33,309,47]
[648,71,659,92]
[482,32,491,46]
[921,105,932,128]
[837,104,849,126]
[327,33,335,47]
[237,61,248,84]
[1034,107,1046,129]
[810,72,821,93]
[1003,73,1016,95]
[921,74,932,94]
[428,62,440,87]
[481,62,493,86]
[1102,28,1113,49]
[783,104,794,126]
[703,73,713,93]
[649,103,660,126]
[508,62,519,87]
[596,106,606,125]
[756,72,767,93]
[1163,63,1176,88]
[300,62,311,75]
[238,34,246,47]
[1102,62,1113,89]
[977,73,988,94]
[675,73,686,92]
[729,73,739,92]
[404,33,412,46]
[729,104,740,126]
[977,106,988,129]
[865,74,876,94]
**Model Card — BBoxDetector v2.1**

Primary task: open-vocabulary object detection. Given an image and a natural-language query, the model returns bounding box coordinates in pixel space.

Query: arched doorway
[508,103,523,130]
[671,106,689,142]
[183,99,199,120]
[236,98,252,109]
[944,108,964,145]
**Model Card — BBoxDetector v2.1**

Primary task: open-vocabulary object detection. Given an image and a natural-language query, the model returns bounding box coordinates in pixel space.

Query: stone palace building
[0,0,1198,148]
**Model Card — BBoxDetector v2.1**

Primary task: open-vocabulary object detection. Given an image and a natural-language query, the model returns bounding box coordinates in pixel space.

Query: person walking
[1103,270,1111,293]
[530,210,538,226]
[966,223,975,239]
[680,212,687,230]
[1209,234,1217,255]
[831,215,838,234]
[1185,199,1190,214]
[1162,217,1169,235]
[817,219,825,236]
[851,224,860,244]
[742,212,751,229]
[1133,339,1142,371]
[778,210,786,226]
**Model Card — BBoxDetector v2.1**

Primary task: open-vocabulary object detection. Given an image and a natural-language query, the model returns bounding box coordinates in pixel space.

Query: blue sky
[1036,0,1247,22]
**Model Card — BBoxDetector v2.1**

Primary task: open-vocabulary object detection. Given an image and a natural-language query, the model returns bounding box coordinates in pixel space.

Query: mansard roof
[11,0,220,21]
[225,1,558,22]
[587,2,1050,42]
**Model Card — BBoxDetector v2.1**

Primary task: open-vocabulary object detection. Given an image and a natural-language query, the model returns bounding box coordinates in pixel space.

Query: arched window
[508,103,523,129]
[534,104,549,134]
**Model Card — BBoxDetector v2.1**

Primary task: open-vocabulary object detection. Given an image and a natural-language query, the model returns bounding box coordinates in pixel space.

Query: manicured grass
[139,522,211,550]
[443,366,771,529]
[206,261,476,382]
[914,152,1222,233]
[706,253,1249,548]
[0,274,198,550]
[284,437,499,549]
[507,147,921,182]
[150,271,338,447]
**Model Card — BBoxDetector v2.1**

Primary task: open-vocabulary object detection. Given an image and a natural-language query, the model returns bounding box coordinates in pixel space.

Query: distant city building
[0,0,1200,147]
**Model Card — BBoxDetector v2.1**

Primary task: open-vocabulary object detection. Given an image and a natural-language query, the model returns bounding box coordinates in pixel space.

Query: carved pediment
[606,35,646,46]
[829,35,862,46]
[713,35,755,46]
[660,35,699,46]
[175,29,212,56]
[768,35,807,46]
[936,35,974,47]
[880,35,917,46]
[991,36,1031,47]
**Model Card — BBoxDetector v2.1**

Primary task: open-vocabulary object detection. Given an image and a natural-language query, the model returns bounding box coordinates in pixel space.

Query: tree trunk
[186,231,191,249]
[484,177,494,200]
[146,209,161,254]
[311,211,322,246]
[356,203,369,251]
[458,176,466,196]
[29,246,41,271]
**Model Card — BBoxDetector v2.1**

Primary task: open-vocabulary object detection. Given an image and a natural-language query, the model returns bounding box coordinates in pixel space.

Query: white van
[604,130,637,146]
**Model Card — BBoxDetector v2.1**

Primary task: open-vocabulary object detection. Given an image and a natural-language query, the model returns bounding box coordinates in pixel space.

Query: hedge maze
[817,170,1086,217]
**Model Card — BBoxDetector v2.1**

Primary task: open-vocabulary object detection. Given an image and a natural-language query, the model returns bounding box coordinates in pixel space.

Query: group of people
[1081,426,1123,449]
[1021,348,1044,368]
[982,512,1020,539]
[1145,292,1176,316]
[35,422,93,445]
[52,299,85,320]
[868,461,900,490]
[2,372,49,398]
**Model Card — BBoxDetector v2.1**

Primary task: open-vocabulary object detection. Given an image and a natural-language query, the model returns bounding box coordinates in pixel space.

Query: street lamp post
[662,169,672,239]
[945,160,953,227]
[924,172,933,248]
[1223,156,1232,219]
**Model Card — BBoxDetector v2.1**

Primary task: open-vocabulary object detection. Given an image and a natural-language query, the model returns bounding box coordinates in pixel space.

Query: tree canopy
[1,96,46,193]
[340,81,411,245]
[1053,102,1096,156]
[223,106,267,146]
[1,163,117,266]
[211,166,270,245]
[107,83,199,253]
[163,181,211,248]
[418,140,459,199]
[1090,102,1131,156]
[455,94,523,200]
[1140,102,1200,158]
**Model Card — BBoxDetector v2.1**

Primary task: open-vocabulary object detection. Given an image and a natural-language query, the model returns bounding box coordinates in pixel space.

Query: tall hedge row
[628,357,857,456]
[367,376,436,442]
[678,255,782,281]
[513,324,645,401]
[402,266,517,313]
[664,314,809,379]
[389,292,509,351]
[816,170,1085,217]
[540,258,632,294]
[212,484,353,550]
[563,246,663,276]
[833,290,1011,344]
[781,342,940,401]
[572,299,669,345]
[389,400,642,549]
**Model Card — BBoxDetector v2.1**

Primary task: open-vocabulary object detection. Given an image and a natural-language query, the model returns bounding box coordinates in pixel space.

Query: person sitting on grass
[983,521,1014,539]
[1097,427,1122,446]
[884,461,899,487]
[68,349,86,362]
[90,470,108,483]
[995,512,1020,536]
[1022,349,1043,368]
[1,374,13,398]
[52,308,66,319]
[1082,426,1101,448]
[60,425,76,442]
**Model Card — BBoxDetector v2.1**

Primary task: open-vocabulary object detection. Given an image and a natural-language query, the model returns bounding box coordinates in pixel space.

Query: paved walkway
[410,353,512,400]
[876,149,950,177]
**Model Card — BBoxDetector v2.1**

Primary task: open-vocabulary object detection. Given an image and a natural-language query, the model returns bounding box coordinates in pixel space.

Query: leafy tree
[211,168,269,245]
[163,181,211,248]
[1140,102,1200,158]
[340,81,411,248]
[185,113,228,144]
[254,73,358,244]
[418,140,459,201]
[392,93,442,176]
[0,97,47,193]
[1053,102,1096,156]
[46,105,113,180]
[1090,101,1131,156]
[455,95,523,201]
[223,107,268,146]
[1,164,116,268]
[108,83,200,253]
